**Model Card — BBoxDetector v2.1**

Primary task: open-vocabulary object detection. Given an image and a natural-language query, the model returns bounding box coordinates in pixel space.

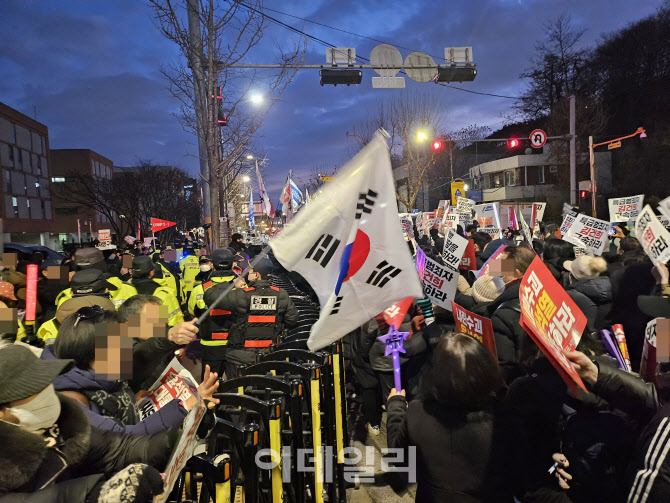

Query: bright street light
[246,154,254,160]
[242,175,251,182]
[464,184,469,191]
[416,130,428,142]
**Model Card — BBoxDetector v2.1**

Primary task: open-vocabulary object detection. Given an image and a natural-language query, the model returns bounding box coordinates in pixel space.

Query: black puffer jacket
[566,276,613,332]
[387,394,496,502]
[544,257,571,289]
[0,394,178,502]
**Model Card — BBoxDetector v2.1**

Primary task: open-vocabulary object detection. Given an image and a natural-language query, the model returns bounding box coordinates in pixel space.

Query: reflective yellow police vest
[187,275,236,317]
[180,256,200,295]
[150,286,184,327]
[36,318,59,343]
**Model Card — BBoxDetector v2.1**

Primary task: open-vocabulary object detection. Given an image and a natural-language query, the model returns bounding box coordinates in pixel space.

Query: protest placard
[573,246,590,258]
[640,318,660,383]
[399,214,414,238]
[636,205,670,264]
[608,194,644,222]
[530,202,546,231]
[456,197,475,226]
[507,206,518,230]
[124,235,136,245]
[659,196,670,223]
[441,213,459,233]
[382,297,415,328]
[138,358,198,420]
[479,227,502,239]
[518,210,533,245]
[451,302,497,359]
[519,257,588,392]
[415,248,458,310]
[434,200,449,229]
[459,239,477,271]
[441,229,469,271]
[563,214,610,255]
[422,213,436,232]
[98,229,111,242]
[155,400,207,502]
[560,208,579,236]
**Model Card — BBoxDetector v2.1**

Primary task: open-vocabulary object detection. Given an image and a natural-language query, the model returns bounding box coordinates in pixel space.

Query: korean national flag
[270,131,424,351]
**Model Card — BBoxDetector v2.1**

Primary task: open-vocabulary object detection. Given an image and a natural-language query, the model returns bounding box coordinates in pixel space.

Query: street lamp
[246,154,254,160]
[242,175,251,183]
[588,127,646,218]
[416,130,428,142]
[249,92,264,106]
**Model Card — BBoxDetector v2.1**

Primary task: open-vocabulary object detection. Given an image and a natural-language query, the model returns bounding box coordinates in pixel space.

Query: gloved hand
[98,463,163,503]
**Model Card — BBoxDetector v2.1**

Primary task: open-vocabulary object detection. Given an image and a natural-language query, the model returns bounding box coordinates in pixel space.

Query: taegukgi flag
[270,131,424,351]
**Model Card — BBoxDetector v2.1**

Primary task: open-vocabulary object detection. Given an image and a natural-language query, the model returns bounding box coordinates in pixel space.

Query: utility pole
[569,95,577,206]
[186,0,211,239]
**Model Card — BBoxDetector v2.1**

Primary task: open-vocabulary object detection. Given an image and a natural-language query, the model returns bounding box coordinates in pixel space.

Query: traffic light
[433,67,477,83]
[580,190,590,200]
[213,86,228,126]
[319,69,362,86]
[432,139,444,151]
[508,138,520,149]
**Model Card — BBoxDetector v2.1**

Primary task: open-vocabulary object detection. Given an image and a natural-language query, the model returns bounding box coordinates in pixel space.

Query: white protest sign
[399,214,414,238]
[156,401,207,502]
[422,212,436,232]
[530,203,546,231]
[479,227,502,239]
[434,200,449,229]
[560,208,579,236]
[660,215,670,230]
[138,358,199,420]
[563,214,610,255]
[518,210,533,245]
[456,197,475,227]
[573,246,591,258]
[415,248,458,310]
[636,205,670,264]
[608,194,644,222]
[98,229,111,242]
[442,228,469,271]
[441,213,460,232]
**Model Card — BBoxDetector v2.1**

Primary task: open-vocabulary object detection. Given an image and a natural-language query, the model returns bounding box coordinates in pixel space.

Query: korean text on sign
[518,256,588,392]
[451,302,497,359]
[415,248,458,310]
[563,214,609,255]
[608,194,644,222]
[636,205,670,264]
[441,229,468,271]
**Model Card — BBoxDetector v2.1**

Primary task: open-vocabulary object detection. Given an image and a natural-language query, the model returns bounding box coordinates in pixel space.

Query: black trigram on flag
[331,295,343,315]
[366,260,402,288]
[305,234,341,268]
[355,189,378,219]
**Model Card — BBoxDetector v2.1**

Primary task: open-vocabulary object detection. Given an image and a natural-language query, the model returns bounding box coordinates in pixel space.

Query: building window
[55,207,78,215]
[4,170,11,193]
[36,156,42,176]
[15,149,22,167]
[51,177,76,183]
[7,146,14,167]
[538,166,545,184]
[505,170,516,186]
[12,197,18,218]
[549,165,558,173]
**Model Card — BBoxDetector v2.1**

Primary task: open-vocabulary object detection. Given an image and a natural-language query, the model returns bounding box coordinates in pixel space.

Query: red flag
[459,239,477,271]
[451,302,498,359]
[151,218,177,233]
[519,256,588,392]
[381,297,415,329]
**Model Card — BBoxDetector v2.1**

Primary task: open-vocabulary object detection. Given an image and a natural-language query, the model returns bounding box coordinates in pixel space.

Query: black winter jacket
[566,276,613,332]
[0,394,178,502]
[387,394,496,502]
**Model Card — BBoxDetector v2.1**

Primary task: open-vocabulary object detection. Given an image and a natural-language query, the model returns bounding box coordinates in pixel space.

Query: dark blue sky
[0,0,662,200]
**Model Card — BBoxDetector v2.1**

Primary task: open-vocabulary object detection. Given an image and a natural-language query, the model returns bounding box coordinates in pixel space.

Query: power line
[234,0,521,100]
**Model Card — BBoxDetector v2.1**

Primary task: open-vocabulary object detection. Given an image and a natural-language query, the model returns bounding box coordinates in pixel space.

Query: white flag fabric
[256,161,274,218]
[269,131,424,351]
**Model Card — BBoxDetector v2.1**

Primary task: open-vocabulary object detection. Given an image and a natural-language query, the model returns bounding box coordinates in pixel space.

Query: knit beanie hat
[564,256,608,280]
[472,274,503,303]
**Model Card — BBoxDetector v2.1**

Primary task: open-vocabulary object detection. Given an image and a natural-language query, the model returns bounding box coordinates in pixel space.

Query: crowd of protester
[2,215,670,503]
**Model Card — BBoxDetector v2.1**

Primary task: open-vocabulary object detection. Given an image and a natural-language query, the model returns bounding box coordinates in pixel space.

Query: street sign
[370,44,405,88]
[529,129,547,148]
[404,52,437,83]
[326,47,356,65]
[608,141,622,150]
[444,47,473,64]
[98,229,111,242]
[451,180,465,205]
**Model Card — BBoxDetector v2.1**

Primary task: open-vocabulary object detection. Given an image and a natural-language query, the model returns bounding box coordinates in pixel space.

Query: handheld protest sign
[442,229,468,271]
[415,248,458,311]
[563,214,609,256]
[609,195,644,223]
[459,239,477,271]
[451,302,497,359]
[636,205,670,265]
[382,297,414,329]
[378,324,410,392]
[518,256,588,393]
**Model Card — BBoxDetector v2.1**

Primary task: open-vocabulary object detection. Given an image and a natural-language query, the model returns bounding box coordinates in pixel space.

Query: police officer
[180,248,200,297]
[193,249,239,377]
[194,255,214,287]
[129,255,184,327]
[204,257,299,378]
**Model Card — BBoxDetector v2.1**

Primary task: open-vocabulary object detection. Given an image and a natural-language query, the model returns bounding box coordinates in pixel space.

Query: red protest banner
[151,217,177,233]
[519,256,588,392]
[451,302,498,359]
[459,239,477,271]
[382,297,414,329]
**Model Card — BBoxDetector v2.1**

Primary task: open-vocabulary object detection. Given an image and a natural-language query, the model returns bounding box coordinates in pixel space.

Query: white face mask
[8,384,61,432]
[199,264,212,272]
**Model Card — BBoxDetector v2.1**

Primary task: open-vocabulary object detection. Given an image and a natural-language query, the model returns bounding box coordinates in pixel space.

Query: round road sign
[529,129,547,148]
[404,52,437,83]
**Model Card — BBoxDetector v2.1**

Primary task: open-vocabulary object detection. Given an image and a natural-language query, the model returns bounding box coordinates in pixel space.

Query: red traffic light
[432,139,443,151]
[580,190,590,199]
[508,138,520,148]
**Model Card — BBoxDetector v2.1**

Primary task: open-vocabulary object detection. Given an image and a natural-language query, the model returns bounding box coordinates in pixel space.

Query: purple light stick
[378,324,410,392]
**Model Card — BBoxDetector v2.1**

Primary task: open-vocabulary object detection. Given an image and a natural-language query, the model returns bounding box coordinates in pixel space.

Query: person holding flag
[256,160,275,218]
[248,191,255,231]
